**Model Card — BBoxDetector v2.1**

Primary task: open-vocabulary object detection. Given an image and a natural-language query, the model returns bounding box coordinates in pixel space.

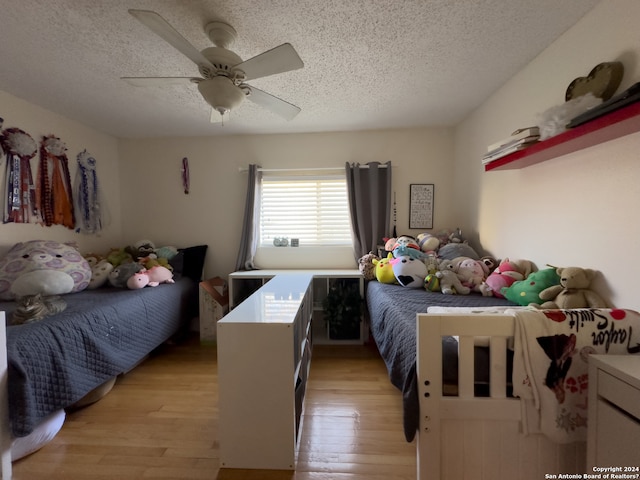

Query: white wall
[118,127,455,279]
[454,0,640,309]
[0,91,122,257]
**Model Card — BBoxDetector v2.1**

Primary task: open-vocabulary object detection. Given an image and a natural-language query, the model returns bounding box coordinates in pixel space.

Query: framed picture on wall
[409,184,434,229]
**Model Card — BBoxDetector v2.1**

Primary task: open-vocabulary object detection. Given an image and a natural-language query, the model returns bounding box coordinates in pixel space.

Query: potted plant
[322,279,363,340]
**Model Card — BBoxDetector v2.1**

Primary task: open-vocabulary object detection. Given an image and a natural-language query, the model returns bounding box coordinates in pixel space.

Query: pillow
[171,245,208,281]
[437,243,479,261]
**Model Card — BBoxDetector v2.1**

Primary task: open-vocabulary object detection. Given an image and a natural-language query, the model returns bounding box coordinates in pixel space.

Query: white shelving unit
[228,269,365,345]
[217,273,313,470]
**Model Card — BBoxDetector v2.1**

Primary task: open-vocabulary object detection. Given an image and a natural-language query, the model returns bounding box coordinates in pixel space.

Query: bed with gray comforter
[1,275,198,438]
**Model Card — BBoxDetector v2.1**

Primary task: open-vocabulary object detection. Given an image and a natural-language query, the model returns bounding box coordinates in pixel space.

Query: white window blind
[259,175,353,246]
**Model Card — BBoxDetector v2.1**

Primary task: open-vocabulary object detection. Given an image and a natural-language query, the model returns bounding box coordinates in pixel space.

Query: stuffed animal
[106,247,133,267]
[88,259,114,289]
[391,235,425,260]
[416,233,440,253]
[480,255,498,273]
[138,254,172,271]
[155,245,179,261]
[424,273,440,292]
[108,262,144,288]
[83,253,104,268]
[453,257,490,294]
[0,240,91,300]
[502,268,561,306]
[482,258,536,298]
[448,228,465,244]
[529,266,607,309]
[372,253,397,284]
[436,260,470,295]
[390,255,427,288]
[125,239,156,261]
[127,266,175,289]
[423,254,439,275]
[358,251,380,281]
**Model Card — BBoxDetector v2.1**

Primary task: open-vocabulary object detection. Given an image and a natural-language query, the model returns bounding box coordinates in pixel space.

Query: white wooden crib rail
[416,313,585,480]
[1,312,11,479]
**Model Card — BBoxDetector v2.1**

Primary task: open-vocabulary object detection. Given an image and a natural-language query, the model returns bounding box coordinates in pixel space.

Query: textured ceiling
[0,0,599,138]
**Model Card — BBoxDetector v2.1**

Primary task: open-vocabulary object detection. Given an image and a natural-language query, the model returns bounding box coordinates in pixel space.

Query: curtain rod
[238,164,391,173]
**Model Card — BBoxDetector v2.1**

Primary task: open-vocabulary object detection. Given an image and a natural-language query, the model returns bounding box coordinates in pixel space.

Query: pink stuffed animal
[126,265,175,289]
[482,258,536,298]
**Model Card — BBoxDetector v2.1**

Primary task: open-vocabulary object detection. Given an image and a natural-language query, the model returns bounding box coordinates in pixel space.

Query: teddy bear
[529,266,607,309]
[435,260,470,295]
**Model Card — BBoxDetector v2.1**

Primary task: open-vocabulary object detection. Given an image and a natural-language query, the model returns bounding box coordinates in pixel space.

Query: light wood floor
[11,336,416,480]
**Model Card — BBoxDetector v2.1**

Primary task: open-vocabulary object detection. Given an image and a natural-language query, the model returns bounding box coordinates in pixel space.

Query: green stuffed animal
[502,268,560,306]
[107,248,133,267]
[529,266,607,309]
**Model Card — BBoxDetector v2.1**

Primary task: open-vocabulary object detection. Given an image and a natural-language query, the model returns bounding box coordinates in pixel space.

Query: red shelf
[484,101,640,171]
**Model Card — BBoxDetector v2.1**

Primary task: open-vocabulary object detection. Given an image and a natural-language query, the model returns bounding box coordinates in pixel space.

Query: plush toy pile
[0,239,183,301]
[358,228,611,308]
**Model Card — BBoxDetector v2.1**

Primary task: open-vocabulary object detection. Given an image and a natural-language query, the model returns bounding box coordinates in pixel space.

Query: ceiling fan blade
[235,43,303,81]
[121,77,200,87]
[246,85,301,120]
[128,9,214,69]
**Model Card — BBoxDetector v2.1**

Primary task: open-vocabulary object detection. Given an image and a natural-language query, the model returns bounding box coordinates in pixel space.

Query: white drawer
[598,370,640,420]
[595,398,640,465]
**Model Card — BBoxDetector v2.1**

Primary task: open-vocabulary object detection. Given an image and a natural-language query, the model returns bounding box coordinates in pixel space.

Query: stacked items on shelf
[482,126,540,165]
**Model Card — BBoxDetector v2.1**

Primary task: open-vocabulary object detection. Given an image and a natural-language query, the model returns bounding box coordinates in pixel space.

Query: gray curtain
[345,161,392,259]
[234,164,261,271]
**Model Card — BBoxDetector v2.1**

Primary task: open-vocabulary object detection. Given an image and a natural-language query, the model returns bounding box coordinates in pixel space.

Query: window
[259,174,353,246]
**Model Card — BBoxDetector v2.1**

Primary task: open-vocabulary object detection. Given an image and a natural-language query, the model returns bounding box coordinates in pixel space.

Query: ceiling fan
[123,9,304,123]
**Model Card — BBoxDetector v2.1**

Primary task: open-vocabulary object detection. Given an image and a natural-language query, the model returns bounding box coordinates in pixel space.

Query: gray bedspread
[366,281,516,442]
[2,278,197,437]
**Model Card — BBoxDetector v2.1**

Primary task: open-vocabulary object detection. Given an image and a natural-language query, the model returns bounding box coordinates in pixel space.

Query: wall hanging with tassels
[36,135,75,229]
[1,127,38,224]
[74,149,107,234]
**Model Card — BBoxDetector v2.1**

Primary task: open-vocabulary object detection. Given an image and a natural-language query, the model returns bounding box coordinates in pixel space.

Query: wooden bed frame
[416,313,586,480]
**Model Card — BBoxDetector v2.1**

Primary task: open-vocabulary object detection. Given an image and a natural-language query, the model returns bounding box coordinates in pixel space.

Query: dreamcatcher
[1,127,38,224]
[74,149,108,234]
[36,135,75,228]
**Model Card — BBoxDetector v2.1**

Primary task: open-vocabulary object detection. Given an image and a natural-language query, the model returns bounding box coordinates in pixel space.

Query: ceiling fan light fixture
[197,77,246,115]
